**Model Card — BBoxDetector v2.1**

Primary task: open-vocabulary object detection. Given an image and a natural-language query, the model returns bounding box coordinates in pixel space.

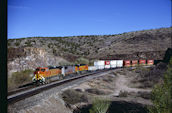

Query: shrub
[59,61,73,66]
[61,89,88,105]
[75,57,89,64]
[85,88,106,95]
[138,91,151,99]
[118,91,128,97]
[8,69,33,90]
[148,84,171,113]
[89,98,111,113]
[15,42,20,46]
[8,41,11,46]
[25,41,32,47]
[102,77,113,82]
[148,57,172,113]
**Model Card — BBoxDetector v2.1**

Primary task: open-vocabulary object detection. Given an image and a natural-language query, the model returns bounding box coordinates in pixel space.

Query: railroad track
[8,69,110,104]
[8,71,95,96]
[8,83,35,96]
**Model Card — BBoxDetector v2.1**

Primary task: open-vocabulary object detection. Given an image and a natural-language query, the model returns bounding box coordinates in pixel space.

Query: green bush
[148,57,172,113]
[89,98,111,113]
[15,42,20,46]
[75,57,89,64]
[25,41,32,47]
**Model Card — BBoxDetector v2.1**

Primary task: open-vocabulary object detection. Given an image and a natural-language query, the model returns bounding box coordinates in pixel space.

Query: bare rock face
[8,48,26,61]
[8,47,68,77]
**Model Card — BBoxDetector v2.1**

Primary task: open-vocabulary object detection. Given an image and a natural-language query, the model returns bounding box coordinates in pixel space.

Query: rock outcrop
[8,47,68,77]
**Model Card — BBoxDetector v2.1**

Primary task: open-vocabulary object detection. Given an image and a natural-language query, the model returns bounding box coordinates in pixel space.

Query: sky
[8,0,171,39]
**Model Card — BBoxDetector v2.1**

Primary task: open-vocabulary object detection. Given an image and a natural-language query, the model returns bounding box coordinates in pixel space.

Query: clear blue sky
[8,0,171,39]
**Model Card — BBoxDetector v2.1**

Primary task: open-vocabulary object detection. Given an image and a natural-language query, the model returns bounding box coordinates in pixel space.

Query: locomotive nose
[34,71,39,74]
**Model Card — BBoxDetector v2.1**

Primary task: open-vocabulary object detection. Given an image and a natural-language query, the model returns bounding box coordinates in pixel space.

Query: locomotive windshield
[36,68,40,71]
[80,64,86,66]
[41,69,45,72]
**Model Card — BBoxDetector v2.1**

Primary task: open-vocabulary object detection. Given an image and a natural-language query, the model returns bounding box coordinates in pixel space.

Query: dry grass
[118,91,129,97]
[137,91,151,99]
[8,69,33,90]
[130,63,167,88]
[85,88,107,95]
[61,89,88,105]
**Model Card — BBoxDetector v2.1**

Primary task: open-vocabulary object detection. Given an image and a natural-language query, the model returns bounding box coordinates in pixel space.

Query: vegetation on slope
[148,57,172,113]
[132,62,167,88]
[89,98,111,113]
[8,27,171,61]
[61,89,88,105]
[8,69,33,90]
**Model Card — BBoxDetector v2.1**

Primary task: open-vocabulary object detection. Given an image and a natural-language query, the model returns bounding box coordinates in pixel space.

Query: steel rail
[8,69,109,104]
[8,83,34,96]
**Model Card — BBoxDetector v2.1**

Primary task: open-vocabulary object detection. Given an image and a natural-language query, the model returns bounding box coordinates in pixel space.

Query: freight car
[94,59,154,69]
[88,66,98,71]
[32,64,88,84]
[78,64,89,74]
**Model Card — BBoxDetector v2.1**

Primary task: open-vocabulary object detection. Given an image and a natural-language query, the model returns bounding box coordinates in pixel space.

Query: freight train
[32,59,154,84]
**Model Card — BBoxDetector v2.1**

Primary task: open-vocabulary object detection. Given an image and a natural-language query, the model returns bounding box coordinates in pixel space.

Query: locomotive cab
[32,67,47,84]
[32,66,62,84]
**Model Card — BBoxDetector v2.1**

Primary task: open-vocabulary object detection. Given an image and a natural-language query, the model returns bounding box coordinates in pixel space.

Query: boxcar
[95,60,105,69]
[110,60,117,68]
[124,60,131,67]
[88,66,97,71]
[105,61,111,69]
[116,60,123,67]
[147,60,154,65]
[139,60,146,66]
[132,60,138,66]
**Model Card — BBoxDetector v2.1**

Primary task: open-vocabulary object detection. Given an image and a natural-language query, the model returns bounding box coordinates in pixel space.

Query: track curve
[8,69,110,104]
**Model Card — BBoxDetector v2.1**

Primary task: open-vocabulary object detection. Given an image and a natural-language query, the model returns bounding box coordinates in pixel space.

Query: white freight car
[94,60,105,69]
[94,61,98,66]
[116,60,123,67]
[105,61,111,69]
[94,61,98,69]
[88,66,97,71]
[110,60,117,68]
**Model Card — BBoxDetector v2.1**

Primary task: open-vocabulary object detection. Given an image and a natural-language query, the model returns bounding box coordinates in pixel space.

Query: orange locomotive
[78,64,88,71]
[32,66,62,84]
[32,64,88,84]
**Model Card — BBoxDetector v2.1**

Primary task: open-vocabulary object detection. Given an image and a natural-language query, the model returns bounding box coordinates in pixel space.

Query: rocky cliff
[8,47,68,77]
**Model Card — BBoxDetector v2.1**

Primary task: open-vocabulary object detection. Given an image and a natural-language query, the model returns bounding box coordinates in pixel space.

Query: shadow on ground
[73,101,149,113]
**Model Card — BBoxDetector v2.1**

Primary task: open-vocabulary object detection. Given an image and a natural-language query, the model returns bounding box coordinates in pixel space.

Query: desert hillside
[8,27,171,76]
